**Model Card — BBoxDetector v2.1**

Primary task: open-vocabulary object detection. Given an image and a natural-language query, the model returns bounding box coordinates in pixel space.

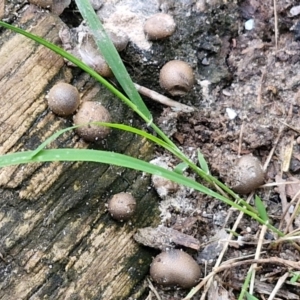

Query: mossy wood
[0,5,159,299]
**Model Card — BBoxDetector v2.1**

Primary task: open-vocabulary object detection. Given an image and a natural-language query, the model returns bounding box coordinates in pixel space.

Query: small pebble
[226,108,237,120]
[245,19,255,30]
[290,5,300,16]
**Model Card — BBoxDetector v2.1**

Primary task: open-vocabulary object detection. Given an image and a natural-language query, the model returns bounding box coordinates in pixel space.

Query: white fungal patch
[150,156,196,223]
[94,0,164,50]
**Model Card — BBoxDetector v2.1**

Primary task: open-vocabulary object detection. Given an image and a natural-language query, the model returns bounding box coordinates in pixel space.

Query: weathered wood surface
[0,4,160,299]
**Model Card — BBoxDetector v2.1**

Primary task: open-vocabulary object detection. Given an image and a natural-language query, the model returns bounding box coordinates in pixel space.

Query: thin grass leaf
[26,123,253,223]
[24,123,268,232]
[31,122,184,161]
[0,148,285,236]
[254,195,269,222]
[246,292,259,300]
[239,268,252,300]
[0,148,227,199]
[290,272,300,283]
[227,229,239,238]
[75,0,152,121]
[174,162,189,175]
[29,121,250,212]
[30,125,80,158]
[0,148,248,212]
[197,149,210,174]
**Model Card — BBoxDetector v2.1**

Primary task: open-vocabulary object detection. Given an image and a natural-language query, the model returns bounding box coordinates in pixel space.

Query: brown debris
[134,226,200,251]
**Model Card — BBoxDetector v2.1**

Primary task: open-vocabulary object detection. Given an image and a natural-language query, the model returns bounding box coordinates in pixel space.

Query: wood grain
[0,4,159,299]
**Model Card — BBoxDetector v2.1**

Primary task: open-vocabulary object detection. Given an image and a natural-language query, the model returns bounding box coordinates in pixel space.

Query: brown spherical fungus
[152,175,179,198]
[107,192,137,221]
[150,249,201,288]
[107,29,129,52]
[79,36,113,78]
[144,13,176,40]
[159,60,195,96]
[230,155,265,194]
[47,82,80,116]
[73,101,111,142]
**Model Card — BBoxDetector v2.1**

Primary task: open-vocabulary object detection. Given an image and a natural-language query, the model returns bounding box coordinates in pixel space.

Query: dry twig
[134,83,196,113]
[238,121,244,157]
[273,0,278,50]
[276,175,293,233]
[147,278,162,300]
[249,225,267,294]
[268,272,290,300]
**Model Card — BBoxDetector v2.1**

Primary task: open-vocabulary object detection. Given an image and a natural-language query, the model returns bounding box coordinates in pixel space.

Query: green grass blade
[75,0,152,121]
[197,149,210,174]
[174,162,189,175]
[30,122,184,161]
[0,147,284,236]
[290,272,300,283]
[0,148,244,210]
[246,292,259,300]
[238,269,252,300]
[0,148,257,221]
[254,195,269,222]
[0,149,223,197]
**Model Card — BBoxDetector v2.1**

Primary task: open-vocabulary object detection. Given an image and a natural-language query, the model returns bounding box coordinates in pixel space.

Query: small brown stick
[274,0,278,50]
[133,83,196,113]
[278,120,300,134]
[256,68,266,109]
[147,278,162,300]
[249,224,267,294]
[284,189,300,235]
[268,272,289,300]
[278,229,300,240]
[218,257,300,271]
[282,135,294,172]
[279,188,300,232]
[262,181,300,188]
[276,175,293,233]
[238,121,244,157]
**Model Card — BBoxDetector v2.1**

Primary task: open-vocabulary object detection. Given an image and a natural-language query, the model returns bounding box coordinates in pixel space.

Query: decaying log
[134,226,201,251]
[0,4,160,299]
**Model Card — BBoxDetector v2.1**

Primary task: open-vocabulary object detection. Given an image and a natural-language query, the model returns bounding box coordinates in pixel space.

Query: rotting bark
[0,4,160,299]
[0,0,4,20]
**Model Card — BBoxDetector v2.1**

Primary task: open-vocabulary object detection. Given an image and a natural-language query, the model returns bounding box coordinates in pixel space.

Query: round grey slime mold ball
[144,13,176,40]
[73,101,111,142]
[150,249,201,288]
[47,82,80,116]
[107,192,137,221]
[159,60,195,96]
[230,155,265,194]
